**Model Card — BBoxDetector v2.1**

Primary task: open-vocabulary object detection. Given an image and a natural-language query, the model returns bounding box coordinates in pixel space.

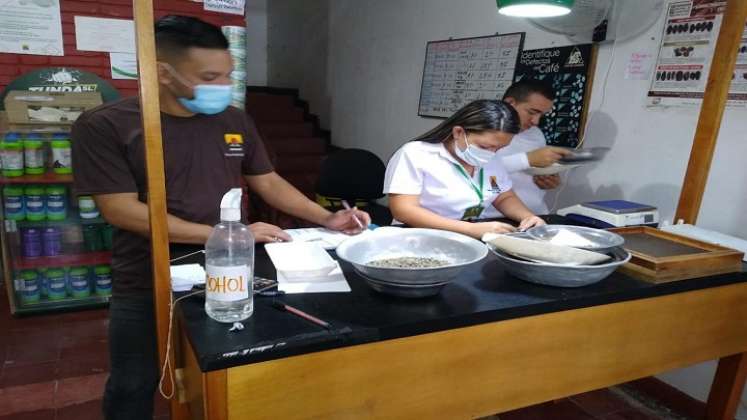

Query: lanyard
[452,164,484,203]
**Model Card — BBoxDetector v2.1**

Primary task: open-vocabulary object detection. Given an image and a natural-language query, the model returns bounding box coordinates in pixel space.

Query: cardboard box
[3,91,102,126]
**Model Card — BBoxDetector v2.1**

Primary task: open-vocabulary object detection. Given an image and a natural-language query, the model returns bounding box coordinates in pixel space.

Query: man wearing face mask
[482,79,572,218]
[71,15,369,420]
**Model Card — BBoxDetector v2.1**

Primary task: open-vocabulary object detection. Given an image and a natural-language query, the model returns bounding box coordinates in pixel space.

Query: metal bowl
[488,244,631,288]
[526,225,625,253]
[360,274,449,298]
[336,227,488,296]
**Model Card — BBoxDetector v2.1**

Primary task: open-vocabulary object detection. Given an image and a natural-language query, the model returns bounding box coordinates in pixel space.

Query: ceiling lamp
[497,0,574,18]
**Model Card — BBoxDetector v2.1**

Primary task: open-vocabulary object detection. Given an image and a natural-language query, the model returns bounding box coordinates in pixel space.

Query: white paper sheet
[277,262,351,294]
[0,0,63,56]
[110,52,138,79]
[171,264,206,292]
[284,227,352,250]
[204,0,246,16]
[75,16,135,53]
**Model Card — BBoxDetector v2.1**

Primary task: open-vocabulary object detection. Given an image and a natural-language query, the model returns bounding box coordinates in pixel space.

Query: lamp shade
[497,0,574,18]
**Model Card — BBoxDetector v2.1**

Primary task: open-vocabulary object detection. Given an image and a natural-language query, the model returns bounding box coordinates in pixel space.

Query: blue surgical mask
[454,134,496,167]
[177,84,233,115]
[162,63,233,115]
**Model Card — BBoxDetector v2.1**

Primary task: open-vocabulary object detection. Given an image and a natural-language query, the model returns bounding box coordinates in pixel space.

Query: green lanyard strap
[452,164,484,203]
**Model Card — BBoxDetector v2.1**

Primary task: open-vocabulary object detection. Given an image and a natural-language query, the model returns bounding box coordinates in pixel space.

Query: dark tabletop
[175,218,747,372]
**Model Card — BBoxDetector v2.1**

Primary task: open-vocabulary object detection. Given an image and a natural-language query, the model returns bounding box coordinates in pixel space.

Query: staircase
[245,88,330,227]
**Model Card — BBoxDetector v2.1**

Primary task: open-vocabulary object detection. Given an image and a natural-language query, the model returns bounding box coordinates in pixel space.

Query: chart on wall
[514,44,594,148]
[418,33,525,118]
[647,0,747,107]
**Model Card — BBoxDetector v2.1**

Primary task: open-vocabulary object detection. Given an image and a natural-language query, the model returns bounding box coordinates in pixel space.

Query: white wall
[267,0,331,128]
[327,1,747,417]
[245,0,268,86]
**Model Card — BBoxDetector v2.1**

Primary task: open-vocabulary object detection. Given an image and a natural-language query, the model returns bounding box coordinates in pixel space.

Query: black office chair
[315,148,392,226]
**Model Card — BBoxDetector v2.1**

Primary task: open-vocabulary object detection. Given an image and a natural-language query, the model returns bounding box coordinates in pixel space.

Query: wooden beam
[706,352,747,420]
[132,2,186,419]
[674,0,747,224]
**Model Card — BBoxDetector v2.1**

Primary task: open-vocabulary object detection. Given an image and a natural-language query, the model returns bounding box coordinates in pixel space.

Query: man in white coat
[486,79,570,216]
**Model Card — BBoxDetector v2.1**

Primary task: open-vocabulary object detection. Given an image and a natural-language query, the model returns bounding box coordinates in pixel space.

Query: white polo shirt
[383,141,513,221]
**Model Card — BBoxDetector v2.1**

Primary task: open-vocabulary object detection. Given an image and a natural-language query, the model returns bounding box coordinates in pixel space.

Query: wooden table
[174,248,747,420]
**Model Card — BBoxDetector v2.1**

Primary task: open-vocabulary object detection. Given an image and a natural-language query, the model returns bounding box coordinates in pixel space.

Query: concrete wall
[267,0,331,128]
[245,0,268,86]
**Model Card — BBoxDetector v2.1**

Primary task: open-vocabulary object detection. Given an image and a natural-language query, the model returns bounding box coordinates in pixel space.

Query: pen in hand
[341,199,365,230]
[271,301,331,330]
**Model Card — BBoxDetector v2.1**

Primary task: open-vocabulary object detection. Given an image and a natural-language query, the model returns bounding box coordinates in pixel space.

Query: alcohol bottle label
[205,264,250,302]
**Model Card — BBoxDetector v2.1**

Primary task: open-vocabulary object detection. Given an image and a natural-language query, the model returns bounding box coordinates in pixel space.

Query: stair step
[259,122,314,138]
[266,137,326,155]
[274,154,325,174]
[280,173,319,199]
[247,106,305,122]
[246,93,296,108]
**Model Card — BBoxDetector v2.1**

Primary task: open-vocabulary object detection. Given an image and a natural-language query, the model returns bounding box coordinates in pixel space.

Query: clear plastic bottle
[204,188,255,323]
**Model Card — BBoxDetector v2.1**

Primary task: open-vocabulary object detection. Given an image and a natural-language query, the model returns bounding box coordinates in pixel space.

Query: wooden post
[132,2,187,419]
[674,0,747,224]
[706,353,747,420]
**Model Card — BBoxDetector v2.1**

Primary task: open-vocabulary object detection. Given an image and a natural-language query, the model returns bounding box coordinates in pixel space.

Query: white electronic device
[556,200,659,228]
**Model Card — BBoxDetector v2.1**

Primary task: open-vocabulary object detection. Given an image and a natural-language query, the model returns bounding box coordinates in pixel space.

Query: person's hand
[467,221,517,238]
[527,146,572,167]
[323,208,371,235]
[249,222,291,243]
[533,174,561,190]
[518,215,545,231]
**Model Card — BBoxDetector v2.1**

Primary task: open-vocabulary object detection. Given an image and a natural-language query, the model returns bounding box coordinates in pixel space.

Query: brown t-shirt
[71,97,273,298]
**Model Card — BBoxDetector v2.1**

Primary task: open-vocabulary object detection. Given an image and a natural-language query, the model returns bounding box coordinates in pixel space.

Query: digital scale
[557,200,660,228]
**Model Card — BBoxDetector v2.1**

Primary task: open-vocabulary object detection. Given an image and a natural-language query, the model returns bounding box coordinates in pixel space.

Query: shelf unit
[1,171,112,315]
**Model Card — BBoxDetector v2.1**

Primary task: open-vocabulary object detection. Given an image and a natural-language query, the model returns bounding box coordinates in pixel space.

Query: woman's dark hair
[155,15,228,59]
[411,100,520,144]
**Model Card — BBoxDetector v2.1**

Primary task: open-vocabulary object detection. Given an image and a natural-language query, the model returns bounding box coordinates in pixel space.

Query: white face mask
[454,133,496,167]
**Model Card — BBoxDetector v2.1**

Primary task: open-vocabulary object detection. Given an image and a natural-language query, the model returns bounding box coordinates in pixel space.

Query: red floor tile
[0,380,56,416]
[56,399,103,420]
[499,400,596,420]
[0,409,56,420]
[57,352,109,380]
[4,343,59,367]
[54,373,108,409]
[0,361,57,388]
[56,319,109,344]
[569,388,631,417]
[59,338,107,362]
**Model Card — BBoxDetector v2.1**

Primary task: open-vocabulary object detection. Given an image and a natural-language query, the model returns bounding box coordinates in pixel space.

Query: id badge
[460,204,485,221]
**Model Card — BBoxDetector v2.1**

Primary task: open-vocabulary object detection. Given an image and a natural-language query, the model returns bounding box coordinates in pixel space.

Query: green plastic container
[51,133,72,174]
[69,267,90,298]
[20,270,41,304]
[23,133,45,175]
[78,195,99,219]
[45,268,67,300]
[46,185,67,221]
[3,186,25,221]
[24,185,46,221]
[2,133,24,177]
[94,265,112,296]
[100,224,113,250]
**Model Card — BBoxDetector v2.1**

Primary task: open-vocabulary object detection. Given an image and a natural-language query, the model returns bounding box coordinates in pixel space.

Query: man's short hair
[155,15,228,60]
[503,78,556,103]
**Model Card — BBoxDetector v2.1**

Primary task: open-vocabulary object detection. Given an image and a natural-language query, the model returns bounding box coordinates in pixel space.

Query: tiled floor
[0,285,169,420]
[0,282,699,420]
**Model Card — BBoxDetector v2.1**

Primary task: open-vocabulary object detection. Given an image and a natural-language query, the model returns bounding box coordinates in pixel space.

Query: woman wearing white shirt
[384,100,545,239]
